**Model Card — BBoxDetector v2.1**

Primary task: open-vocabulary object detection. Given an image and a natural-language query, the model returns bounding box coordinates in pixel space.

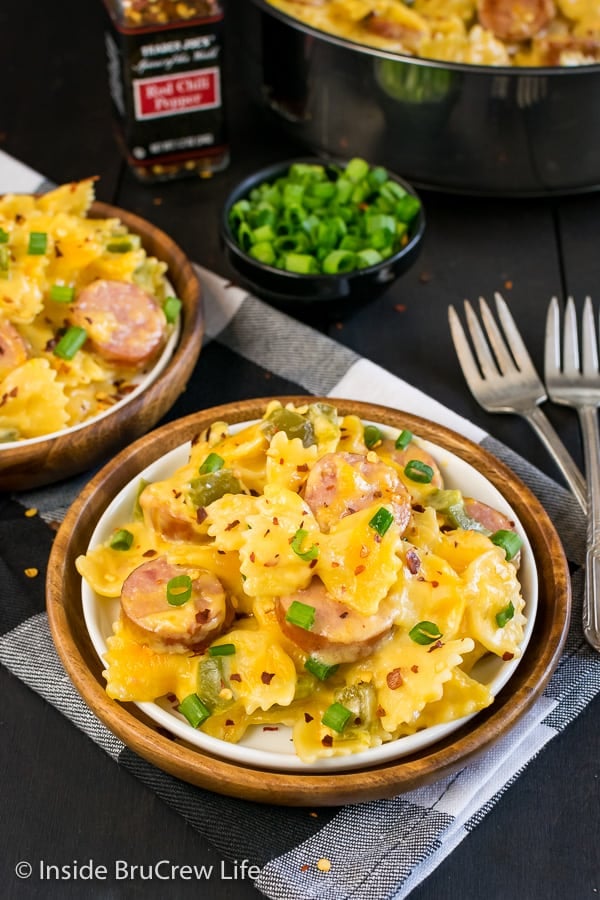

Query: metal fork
[448,292,587,512]
[545,295,600,652]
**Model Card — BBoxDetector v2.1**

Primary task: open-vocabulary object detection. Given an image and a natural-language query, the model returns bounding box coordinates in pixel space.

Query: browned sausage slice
[477,0,555,42]
[70,279,167,367]
[121,556,231,651]
[0,319,29,381]
[463,497,516,534]
[303,451,411,533]
[276,576,396,665]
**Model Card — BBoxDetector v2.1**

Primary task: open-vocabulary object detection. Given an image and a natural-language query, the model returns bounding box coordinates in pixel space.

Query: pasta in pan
[267,0,600,67]
[78,402,529,764]
[0,180,178,443]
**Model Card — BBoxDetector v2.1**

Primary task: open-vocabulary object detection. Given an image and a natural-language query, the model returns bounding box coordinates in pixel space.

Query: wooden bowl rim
[0,199,204,490]
[46,397,571,806]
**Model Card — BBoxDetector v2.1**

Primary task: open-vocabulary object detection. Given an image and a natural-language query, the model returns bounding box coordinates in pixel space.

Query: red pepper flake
[331,561,340,568]
[142,549,157,557]
[225,719,235,726]
[297,463,309,472]
[172,490,182,499]
[300,864,310,873]
[431,580,439,588]
[412,503,425,513]
[195,507,208,525]
[504,280,513,290]
[394,303,407,313]
[166,693,177,703]
[419,271,432,284]
[411,665,419,673]
[304,712,314,723]
[427,640,444,652]
[339,611,348,619]
[249,551,256,563]
[321,735,333,747]
[225,519,240,531]
[309,558,318,569]
[195,609,210,624]
[272,516,279,525]
[261,672,275,685]
[406,548,420,574]
[502,651,515,661]
[230,673,242,682]
[263,725,279,731]
[376,705,386,717]
[354,564,366,576]
[280,458,285,465]
[386,668,403,690]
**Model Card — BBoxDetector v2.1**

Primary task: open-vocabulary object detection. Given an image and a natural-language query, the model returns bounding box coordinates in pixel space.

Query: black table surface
[1,3,599,899]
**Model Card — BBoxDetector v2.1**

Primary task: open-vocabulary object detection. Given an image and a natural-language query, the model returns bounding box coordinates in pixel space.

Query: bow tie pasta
[0,179,178,442]
[77,401,528,763]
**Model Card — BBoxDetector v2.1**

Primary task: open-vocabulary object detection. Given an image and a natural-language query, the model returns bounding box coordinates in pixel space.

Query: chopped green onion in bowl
[225,157,422,278]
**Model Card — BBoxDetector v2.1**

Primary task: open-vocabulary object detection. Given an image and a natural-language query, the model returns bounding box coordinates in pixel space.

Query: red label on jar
[133,67,221,120]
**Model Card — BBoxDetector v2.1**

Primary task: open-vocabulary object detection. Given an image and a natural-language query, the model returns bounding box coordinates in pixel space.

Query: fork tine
[448,304,486,393]
[493,292,540,378]
[581,295,599,377]
[544,295,562,378]
[477,295,518,376]
[463,299,504,380]
[562,296,580,375]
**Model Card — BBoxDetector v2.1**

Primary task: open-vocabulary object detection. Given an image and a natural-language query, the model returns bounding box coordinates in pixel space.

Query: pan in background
[243,0,600,197]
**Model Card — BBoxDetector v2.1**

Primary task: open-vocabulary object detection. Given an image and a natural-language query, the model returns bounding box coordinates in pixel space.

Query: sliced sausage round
[120,556,231,651]
[0,319,29,381]
[276,576,396,665]
[303,451,411,534]
[477,0,555,42]
[463,498,516,534]
[70,279,167,367]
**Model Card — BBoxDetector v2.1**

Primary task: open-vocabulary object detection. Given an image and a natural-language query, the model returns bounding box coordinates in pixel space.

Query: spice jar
[101,0,229,182]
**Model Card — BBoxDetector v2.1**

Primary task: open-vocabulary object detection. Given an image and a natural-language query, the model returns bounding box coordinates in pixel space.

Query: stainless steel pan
[242,0,600,196]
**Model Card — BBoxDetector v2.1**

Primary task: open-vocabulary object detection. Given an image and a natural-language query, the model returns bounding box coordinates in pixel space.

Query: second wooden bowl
[0,201,203,493]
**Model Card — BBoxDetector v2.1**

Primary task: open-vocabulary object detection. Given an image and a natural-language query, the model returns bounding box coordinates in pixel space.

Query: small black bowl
[220,157,425,323]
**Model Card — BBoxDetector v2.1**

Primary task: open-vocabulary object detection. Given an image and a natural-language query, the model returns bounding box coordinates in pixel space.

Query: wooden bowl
[0,201,203,492]
[46,397,571,806]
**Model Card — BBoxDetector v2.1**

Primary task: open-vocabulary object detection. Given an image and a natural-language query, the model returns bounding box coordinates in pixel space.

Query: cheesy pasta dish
[267,0,600,67]
[0,180,177,443]
[77,402,528,763]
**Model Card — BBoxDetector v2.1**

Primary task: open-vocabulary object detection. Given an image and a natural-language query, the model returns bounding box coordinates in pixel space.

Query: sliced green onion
[27,231,47,255]
[285,599,316,631]
[199,452,225,474]
[364,425,383,449]
[208,643,236,657]
[322,701,352,732]
[404,459,434,484]
[491,529,523,561]
[356,248,382,268]
[249,241,276,265]
[106,234,141,253]
[53,326,87,360]
[345,158,370,183]
[178,693,211,728]
[0,228,9,243]
[283,253,319,274]
[291,528,319,561]
[409,621,442,645]
[166,574,193,606]
[496,601,515,628]
[0,245,9,275]
[163,295,181,324]
[109,529,134,551]
[49,284,75,303]
[304,657,339,681]
[322,249,356,274]
[368,506,394,537]
[395,429,413,450]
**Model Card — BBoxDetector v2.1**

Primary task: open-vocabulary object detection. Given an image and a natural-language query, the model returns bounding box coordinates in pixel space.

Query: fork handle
[524,406,587,513]
[579,405,600,653]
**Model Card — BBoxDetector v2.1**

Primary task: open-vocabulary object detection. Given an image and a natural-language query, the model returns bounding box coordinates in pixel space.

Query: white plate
[81,420,537,773]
